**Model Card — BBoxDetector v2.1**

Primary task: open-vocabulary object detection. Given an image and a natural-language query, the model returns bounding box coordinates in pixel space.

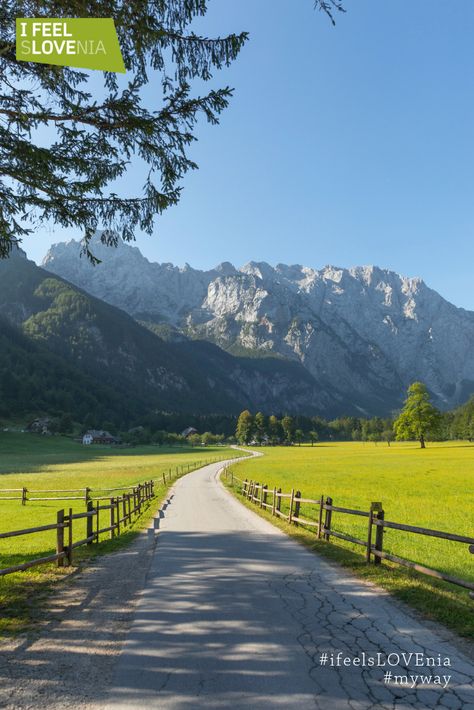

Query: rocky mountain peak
[41,235,474,414]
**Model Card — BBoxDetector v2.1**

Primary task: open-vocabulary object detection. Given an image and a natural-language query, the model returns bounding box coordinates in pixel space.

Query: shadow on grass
[0,432,228,476]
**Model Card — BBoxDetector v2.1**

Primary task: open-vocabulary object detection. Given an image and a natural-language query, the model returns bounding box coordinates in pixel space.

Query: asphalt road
[99,458,474,710]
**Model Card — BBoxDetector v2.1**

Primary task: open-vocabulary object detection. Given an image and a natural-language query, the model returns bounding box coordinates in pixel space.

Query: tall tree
[254,411,266,445]
[0,1,247,260]
[0,1,345,261]
[236,409,254,445]
[294,428,305,446]
[394,382,441,449]
[268,415,281,446]
[281,415,294,445]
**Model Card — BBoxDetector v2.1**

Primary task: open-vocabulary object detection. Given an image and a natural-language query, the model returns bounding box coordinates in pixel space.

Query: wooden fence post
[137,485,142,514]
[293,491,301,526]
[87,500,94,545]
[263,485,268,508]
[116,497,121,535]
[56,509,65,567]
[367,502,382,562]
[122,495,127,526]
[374,507,385,565]
[317,494,324,538]
[22,487,27,506]
[162,472,166,485]
[470,546,474,600]
[276,487,282,513]
[242,479,248,496]
[67,507,73,565]
[127,493,132,525]
[133,488,137,514]
[272,486,276,516]
[323,496,333,541]
[110,497,115,539]
[260,484,265,508]
[288,488,295,524]
[96,500,100,543]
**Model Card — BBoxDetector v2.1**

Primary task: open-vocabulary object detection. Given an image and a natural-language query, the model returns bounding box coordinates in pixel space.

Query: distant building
[82,429,120,445]
[181,427,198,438]
[27,418,52,435]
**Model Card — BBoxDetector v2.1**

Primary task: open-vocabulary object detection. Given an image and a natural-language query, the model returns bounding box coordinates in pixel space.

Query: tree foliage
[393,382,441,448]
[0,1,348,261]
[0,0,248,260]
[236,409,253,445]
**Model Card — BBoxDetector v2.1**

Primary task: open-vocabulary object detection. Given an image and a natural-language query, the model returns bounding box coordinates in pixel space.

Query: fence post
[367,502,382,562]
[133,487,137,514]
[162,472,166,485]
[276,487,282,513]
[317,494,324,538]
[272,486,276,516]
[116,497,121,535]
[96,500,100,543]
[242,478,248,496]
[260,484,265,508]
[293,490,301,526]
[56,509,65,567]
[110,497,115,539]
[122,495,127,526]
[323,496,333,541]
[288,488,295,524]
[87,500,94,545]
[67,507,73,565]
[470,546,474,600]
[263,485,268,508]
[22,487,27,506]
[373,507,385,565]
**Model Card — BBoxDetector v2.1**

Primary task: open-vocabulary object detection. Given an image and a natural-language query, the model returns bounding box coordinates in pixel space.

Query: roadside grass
[224,441,474,640]
[0,432,239,635]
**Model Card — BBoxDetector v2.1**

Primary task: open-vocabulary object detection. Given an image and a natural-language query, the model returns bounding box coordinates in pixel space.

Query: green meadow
[227,441,474,638]
[0,432,238,634]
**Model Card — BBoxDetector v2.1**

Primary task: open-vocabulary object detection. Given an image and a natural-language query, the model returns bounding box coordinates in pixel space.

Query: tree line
[235,383,474,448]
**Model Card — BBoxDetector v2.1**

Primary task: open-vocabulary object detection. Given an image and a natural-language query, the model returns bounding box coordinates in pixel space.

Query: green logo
[16,18,125,73]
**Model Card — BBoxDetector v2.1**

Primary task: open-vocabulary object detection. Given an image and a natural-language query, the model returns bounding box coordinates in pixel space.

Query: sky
[24,1,474,309]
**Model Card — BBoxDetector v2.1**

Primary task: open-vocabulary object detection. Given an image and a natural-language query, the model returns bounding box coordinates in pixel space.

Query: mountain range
[0,248,331,423]
[40,234,474,416]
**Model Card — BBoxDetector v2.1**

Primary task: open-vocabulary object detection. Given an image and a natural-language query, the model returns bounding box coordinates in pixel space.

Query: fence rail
[223,468,474,595]
[0,457,227,505]
[0,455,232,579]
[0,480,156,577]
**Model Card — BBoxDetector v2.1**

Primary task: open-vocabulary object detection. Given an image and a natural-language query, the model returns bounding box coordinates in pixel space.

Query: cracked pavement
[97,460,474,709]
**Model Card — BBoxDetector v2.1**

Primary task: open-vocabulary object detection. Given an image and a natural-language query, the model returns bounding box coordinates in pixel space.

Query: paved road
[100,459,474,710]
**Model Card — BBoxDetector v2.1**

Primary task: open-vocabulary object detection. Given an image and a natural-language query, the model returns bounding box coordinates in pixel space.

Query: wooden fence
[0,455,230,578]
[0,480,155,577]
[223,468,474,596]
[0,457,226,505]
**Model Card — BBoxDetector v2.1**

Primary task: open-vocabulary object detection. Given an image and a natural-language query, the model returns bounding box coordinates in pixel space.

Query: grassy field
[0,432,239,634]
[226,441,474,638]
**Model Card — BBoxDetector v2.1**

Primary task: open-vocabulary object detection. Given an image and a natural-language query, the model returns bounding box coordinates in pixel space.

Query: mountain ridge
[0,248,336,421]
[42,235,474,415]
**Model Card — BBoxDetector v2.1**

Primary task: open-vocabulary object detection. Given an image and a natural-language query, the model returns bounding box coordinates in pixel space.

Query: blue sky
[25,1,474,309]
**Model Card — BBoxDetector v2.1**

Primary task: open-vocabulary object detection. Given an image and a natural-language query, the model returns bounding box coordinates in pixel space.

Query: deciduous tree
[394,382,441,449]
